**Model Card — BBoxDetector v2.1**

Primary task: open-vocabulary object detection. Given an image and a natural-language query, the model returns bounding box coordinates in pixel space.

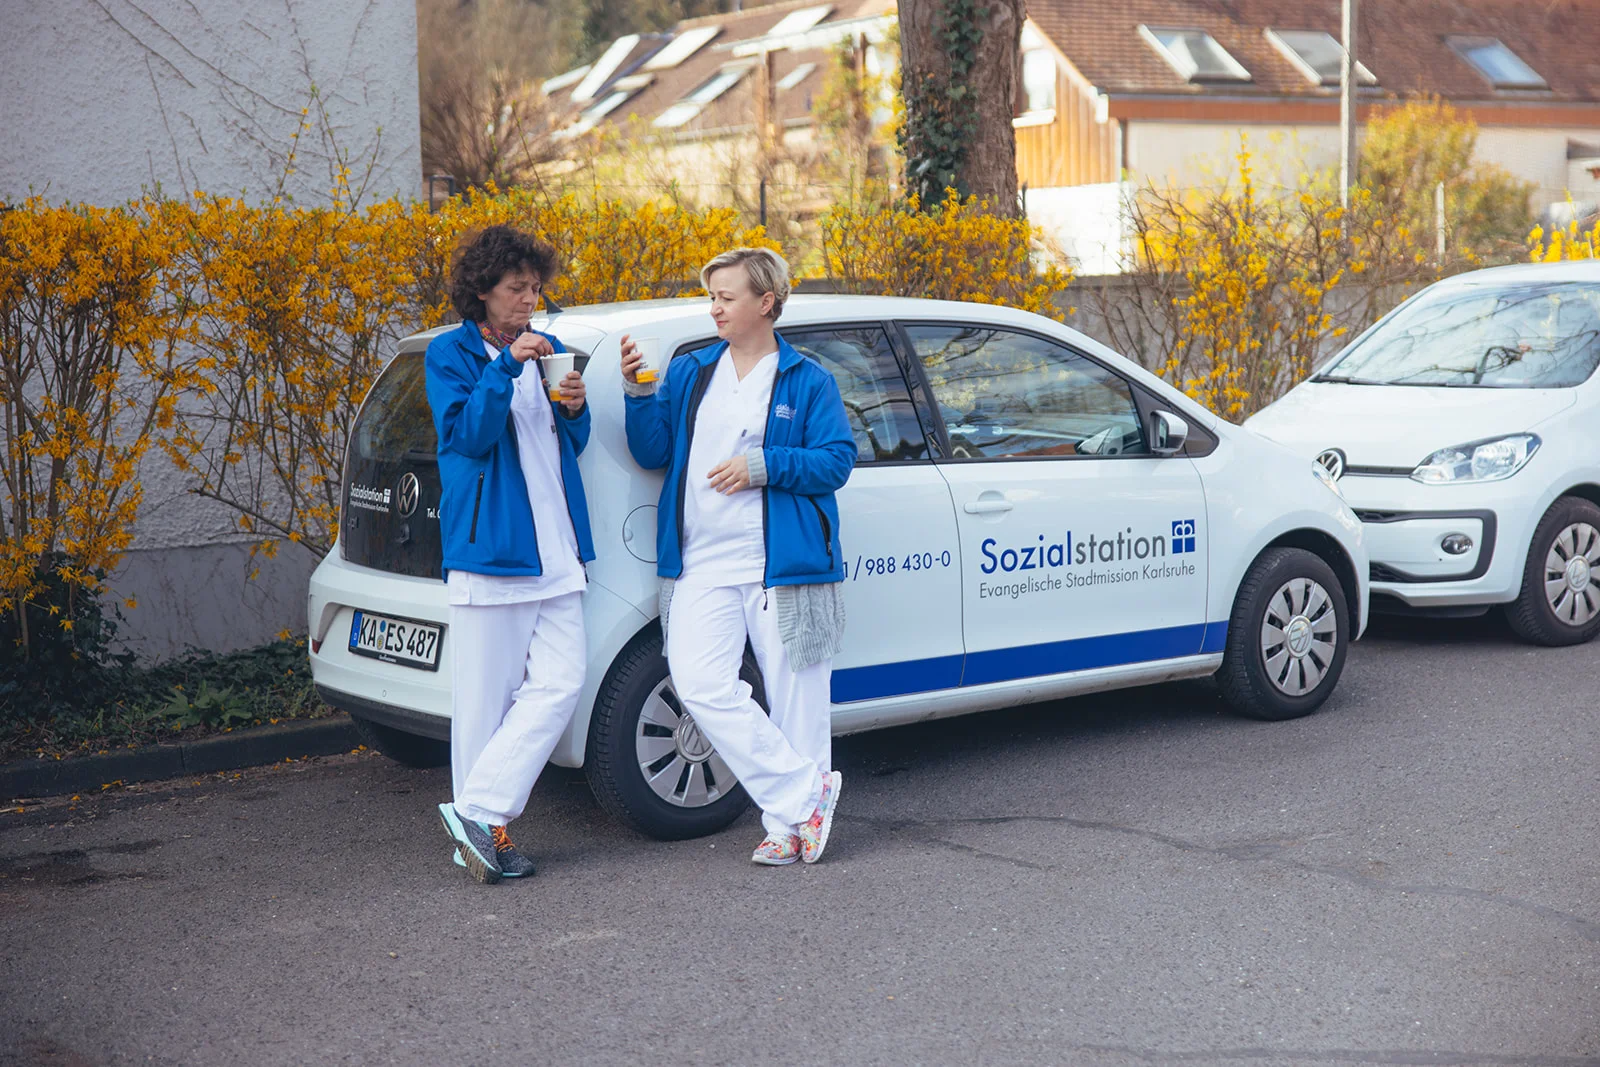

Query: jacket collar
[450,319,489,359]
[691,332,804,373]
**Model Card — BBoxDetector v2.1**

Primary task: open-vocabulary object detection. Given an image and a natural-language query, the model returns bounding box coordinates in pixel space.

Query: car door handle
[963,500,1014,515]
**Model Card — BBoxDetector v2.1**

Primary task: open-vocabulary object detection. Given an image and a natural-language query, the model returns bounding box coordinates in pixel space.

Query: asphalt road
[2,613,1597,1067]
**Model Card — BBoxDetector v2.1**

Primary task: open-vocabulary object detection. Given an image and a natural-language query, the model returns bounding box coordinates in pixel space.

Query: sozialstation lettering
[977,522,1199,600]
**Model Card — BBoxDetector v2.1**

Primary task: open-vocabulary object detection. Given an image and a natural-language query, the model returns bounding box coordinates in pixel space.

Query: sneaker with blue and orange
[454,825,536,878]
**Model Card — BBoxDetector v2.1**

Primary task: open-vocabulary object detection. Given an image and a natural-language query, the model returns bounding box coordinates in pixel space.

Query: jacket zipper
[808,497,835,565]
[674,362,718,574]
[759,364,783,588]
[467,471,485,544]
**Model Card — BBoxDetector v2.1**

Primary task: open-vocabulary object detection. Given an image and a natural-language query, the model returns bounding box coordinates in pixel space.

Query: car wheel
[1506,496,1600,647]
[584,628,765,841]
[349,714,450,768]
[1217,547,1350,722]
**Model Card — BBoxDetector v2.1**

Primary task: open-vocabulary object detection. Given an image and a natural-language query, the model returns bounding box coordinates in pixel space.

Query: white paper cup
[539,352,575,400]
[632,337,663,384]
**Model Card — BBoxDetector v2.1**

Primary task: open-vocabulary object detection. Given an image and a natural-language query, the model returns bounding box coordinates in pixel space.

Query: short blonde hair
[700,247,791,321]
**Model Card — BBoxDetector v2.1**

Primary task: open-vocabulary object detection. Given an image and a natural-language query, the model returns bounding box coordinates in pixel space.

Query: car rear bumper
[316,685,451,740]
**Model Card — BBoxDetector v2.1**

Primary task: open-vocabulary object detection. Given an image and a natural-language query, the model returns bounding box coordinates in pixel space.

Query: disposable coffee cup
[540,352,575,400]
[633,337,663,384]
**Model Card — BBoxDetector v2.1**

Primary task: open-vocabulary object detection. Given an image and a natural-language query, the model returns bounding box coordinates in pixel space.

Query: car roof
[394,294,1064,351]
[1426,258,1600,291]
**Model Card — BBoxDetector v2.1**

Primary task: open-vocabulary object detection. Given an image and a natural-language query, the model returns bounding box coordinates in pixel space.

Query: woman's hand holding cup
[554,371,586,413]
[620,334,644,383]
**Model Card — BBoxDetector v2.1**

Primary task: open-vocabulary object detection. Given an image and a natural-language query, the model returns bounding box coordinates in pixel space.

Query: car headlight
[1312,460,1344,498]
[1411,434,1540,484]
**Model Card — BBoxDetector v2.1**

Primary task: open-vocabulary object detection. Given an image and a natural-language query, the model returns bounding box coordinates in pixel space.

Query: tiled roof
[547,0,894,137]
[1025,0,1600,103]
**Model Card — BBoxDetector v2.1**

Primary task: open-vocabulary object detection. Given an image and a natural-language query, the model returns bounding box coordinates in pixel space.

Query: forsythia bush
[1114,141,1436,419]
[0,199,201,662]
[819,190,1073,318]
[1529,216,1600,261]
[0,187,780,655]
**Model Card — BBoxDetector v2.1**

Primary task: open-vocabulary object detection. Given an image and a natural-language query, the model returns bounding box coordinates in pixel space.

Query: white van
[308,296,1368,839]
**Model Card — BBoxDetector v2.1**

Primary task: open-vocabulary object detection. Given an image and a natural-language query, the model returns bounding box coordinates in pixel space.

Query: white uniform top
[679,350,779,587]
[446,340,587,606]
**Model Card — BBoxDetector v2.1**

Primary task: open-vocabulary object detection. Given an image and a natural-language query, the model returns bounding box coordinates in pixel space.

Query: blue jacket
[624,335,855,585]
[424,320,595,577]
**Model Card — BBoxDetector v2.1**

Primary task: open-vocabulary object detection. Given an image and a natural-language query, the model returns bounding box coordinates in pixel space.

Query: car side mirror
[1149,410,1189,455]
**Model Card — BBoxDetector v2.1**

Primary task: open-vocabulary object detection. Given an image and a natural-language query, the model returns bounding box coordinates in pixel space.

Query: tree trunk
[898,0,1024,215]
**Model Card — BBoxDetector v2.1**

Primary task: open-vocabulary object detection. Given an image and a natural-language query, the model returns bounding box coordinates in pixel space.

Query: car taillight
[311,638,323,654]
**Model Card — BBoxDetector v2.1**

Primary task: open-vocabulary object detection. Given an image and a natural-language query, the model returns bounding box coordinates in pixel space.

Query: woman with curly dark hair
[425,224,594,885]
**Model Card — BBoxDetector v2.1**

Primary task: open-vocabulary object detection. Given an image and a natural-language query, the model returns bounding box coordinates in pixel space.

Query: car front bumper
[1338,474,1533,610]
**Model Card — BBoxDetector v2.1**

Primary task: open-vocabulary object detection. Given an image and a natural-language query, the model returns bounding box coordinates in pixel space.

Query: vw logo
[396,472,420,518]
[1315,448,1347,481]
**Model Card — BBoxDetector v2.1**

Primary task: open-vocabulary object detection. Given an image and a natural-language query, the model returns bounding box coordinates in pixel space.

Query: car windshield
[1318,280,1600,388]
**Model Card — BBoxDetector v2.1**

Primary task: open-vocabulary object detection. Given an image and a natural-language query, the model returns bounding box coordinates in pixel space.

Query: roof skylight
[571,34,640,102]
[1265,29,1375,86]
[766,5,832,38]
[776,62,817,91]
[1139,26,1251,83]
[643,26,722,71]
[541,65,591,95]
[653,64,753,128]
[1448,37,1546,90]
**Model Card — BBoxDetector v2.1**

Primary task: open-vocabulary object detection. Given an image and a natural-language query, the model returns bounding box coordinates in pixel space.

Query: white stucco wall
[0,0,420,207]
[1,0,420,660]
[1122,119,1600,213]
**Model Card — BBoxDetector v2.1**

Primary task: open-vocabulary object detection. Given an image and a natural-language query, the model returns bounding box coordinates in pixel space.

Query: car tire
[1505,496,1600,647]
[1217,547,1350,722]
[584,627,766,841]
[349,714,450,768]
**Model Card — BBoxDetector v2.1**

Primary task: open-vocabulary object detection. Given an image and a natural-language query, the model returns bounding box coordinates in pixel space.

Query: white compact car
[1248,261,1600,647]
[308,296,1368,839]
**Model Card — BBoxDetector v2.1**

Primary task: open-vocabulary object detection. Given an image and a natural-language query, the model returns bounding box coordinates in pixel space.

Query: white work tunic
[446,341,587,605]
[679,350,778,587]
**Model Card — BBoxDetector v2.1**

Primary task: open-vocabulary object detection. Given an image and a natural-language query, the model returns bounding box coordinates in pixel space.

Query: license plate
[348,610,443,671]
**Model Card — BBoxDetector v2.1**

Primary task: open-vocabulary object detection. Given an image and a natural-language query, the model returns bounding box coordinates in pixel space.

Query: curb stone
[1,715,362,801]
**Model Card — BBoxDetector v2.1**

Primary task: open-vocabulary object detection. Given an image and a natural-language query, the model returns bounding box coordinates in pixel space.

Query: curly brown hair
[448,225,560,322]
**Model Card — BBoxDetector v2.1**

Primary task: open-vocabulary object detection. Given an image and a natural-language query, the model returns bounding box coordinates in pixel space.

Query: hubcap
[635,678,736,808]
[1261,577,1339,697]
[1543,522,1600,627]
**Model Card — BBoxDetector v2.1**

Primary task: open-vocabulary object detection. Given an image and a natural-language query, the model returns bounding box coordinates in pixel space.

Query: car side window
[782,326,930,464]
[903,324,1148,460]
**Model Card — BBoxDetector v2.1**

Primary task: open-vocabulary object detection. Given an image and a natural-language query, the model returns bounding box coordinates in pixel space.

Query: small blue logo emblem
[1171,520,1197,554]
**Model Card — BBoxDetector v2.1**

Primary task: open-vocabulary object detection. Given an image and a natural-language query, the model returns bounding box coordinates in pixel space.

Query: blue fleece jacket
[424,320,595,577]
[623,335,855,585]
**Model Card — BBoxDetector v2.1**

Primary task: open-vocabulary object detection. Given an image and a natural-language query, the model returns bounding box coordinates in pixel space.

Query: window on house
[653,64,752,128]
[571,35,641,102]
[1448,37,1546,90]
[559,75,652,138]
[1139,26,1251,83]
[541,65,591,96]
[766,5,832,38]
[777,62,817,92]
[1264,29,1375,86]
[1021,49,1058,113]
[642,26,722,71]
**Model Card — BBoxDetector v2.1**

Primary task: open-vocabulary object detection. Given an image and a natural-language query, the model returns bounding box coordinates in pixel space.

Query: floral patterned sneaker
[751,832,802,866]
[798,771,842,864]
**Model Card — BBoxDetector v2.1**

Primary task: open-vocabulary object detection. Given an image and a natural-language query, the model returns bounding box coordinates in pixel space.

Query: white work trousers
[449,591,586,826]
[666,580,830,835]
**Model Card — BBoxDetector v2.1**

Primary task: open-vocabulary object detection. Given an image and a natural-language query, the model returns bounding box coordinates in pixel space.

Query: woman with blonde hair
[621,248,854,865]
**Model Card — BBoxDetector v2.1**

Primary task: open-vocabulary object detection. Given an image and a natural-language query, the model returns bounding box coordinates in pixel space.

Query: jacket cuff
[746,448,769,488]
[620,375,657,398]
[495,351,526,378]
